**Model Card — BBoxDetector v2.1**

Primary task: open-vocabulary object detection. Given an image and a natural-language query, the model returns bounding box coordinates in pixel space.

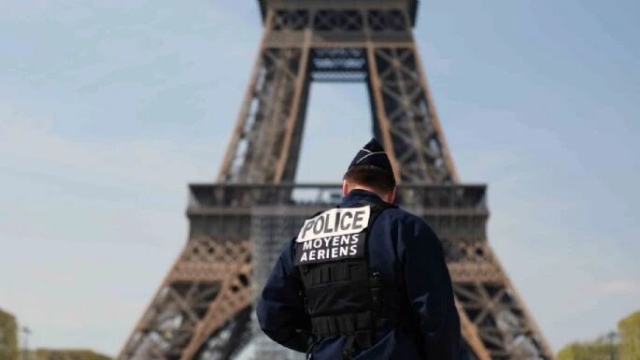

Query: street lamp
[21,327,31,360]
[606,331,617,360]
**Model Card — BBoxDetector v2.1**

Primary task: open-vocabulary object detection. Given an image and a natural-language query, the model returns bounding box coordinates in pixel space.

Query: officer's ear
[342,180,350,196]
[385,187,397,203]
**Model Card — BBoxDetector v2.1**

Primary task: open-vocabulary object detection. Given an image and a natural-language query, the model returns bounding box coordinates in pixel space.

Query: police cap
[347,138,394,174]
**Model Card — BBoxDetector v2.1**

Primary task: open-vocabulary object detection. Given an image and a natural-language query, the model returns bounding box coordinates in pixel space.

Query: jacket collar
[340,189,385,207]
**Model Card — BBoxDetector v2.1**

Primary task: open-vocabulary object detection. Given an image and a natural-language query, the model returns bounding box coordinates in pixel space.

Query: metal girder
[366,45,458,184]
[434,218,555,359]
[116,236,253,360]
[216,45,311,184]
[119,1,554,359]
[257,0,420,28]
[218,6,456,185]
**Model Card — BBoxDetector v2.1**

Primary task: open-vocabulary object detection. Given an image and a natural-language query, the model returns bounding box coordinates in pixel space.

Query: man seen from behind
[256,138,461,359]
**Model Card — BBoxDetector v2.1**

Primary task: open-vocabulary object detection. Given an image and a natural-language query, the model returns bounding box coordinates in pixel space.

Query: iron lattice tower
[117,1,554,359]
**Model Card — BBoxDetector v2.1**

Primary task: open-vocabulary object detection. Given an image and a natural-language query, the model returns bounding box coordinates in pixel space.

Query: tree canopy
[34,349,112,360]
[557,308,640,360]
[618,310,640,360]
[0,308,19,360]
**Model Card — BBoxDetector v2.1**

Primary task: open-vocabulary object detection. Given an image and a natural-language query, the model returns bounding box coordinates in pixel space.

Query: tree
[34,349,112,360]
[618,310,640,360]
[0,307,19,360]
[557,340,618,360]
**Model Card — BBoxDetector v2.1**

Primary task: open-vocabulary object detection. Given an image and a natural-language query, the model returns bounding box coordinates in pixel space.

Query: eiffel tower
[117,1,554,359]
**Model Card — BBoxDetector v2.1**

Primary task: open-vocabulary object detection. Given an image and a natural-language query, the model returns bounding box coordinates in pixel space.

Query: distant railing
[187,183,488,211]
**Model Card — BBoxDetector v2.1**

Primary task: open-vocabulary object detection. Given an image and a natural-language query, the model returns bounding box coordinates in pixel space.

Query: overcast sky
[1,0,639,357]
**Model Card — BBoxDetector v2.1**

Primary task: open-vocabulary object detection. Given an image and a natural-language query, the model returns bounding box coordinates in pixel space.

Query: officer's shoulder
[382,205,425,223]
[382,206,437,234]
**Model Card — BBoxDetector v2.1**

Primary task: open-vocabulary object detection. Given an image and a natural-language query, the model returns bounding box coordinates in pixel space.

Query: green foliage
[0,308,19,360]
[556,340,618,360]
[34,349,112,360]
[618,310,640,360]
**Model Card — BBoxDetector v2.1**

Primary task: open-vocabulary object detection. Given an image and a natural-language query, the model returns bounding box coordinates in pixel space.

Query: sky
[0,0,639,357]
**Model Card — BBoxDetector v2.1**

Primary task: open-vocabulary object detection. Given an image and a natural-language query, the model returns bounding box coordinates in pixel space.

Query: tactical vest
[293,202,395,359]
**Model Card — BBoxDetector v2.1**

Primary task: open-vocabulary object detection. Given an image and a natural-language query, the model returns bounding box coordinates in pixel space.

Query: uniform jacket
[256,189,461,359]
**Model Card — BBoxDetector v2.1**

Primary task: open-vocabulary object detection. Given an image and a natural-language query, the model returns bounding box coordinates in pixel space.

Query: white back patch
[296,206,371,243]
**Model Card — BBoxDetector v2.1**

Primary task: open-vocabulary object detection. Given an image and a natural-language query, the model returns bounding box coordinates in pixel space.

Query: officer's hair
[343,165,396,195]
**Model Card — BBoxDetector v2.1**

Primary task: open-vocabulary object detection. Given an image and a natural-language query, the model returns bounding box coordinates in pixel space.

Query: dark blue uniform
[256,189,461,359]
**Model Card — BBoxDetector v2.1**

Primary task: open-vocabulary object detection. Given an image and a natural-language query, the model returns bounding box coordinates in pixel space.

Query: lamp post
[606,331,617,360]
[21,326,31,360]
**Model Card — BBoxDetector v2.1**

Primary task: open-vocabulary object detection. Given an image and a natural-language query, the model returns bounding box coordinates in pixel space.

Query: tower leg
[440,211,555,359]
[366,44,458,184]
[217,11,312,185]
[116,236,253,360]
[449,245,555,359]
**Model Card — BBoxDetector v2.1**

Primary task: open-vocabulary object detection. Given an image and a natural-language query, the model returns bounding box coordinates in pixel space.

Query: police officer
[256,138,461,360]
